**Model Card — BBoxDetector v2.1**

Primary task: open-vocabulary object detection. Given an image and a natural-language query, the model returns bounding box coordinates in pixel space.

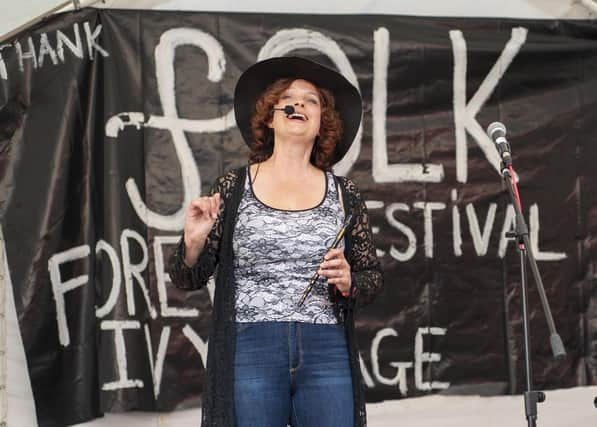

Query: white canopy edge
[1,0,596,43]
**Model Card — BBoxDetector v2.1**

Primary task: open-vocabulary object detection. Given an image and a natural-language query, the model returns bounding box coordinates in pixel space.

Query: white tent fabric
[1,0,596,39]
[1,1,597,426]
[129,0,595,17]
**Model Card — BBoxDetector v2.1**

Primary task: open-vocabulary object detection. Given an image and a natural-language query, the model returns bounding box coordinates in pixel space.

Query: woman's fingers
[208,194,217,219]
[319,252,348,272]
[320,258,343,268]
[326,275,349,283]
[324,248,344,260]
[189,195,220,220]
[211,193,221,219]
[326,276,351,296]
[190,197,209,214]
[319,266,345,277]
[318,248,351,295]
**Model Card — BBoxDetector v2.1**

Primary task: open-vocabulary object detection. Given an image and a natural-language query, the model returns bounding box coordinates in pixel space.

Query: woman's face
[269,79,322,143]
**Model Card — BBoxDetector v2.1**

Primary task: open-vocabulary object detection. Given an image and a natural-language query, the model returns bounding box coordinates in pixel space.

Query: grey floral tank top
[232,167,344,324]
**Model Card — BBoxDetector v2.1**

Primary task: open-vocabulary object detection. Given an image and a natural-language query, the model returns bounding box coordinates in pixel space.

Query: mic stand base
[524,390,546,427]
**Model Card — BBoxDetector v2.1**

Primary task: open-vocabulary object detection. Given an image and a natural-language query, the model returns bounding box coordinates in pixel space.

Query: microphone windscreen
[487,121,506,140]
[283,105,295,115]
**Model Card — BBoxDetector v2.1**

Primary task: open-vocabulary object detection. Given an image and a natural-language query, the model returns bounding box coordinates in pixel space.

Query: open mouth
[288,112,307,121]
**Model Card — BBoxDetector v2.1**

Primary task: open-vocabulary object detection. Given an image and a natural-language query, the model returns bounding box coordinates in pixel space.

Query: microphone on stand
[273,105,295,116]
[486,121,512,166]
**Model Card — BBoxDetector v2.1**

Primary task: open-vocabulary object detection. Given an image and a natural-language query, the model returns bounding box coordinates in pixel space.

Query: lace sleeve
[168,170,238,290]
[339,177,383,308]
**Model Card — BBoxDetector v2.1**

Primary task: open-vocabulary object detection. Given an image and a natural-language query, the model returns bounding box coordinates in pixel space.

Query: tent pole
[0,227,7,427]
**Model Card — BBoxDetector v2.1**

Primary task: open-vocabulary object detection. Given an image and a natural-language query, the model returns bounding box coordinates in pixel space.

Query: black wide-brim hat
[234,56,362,165]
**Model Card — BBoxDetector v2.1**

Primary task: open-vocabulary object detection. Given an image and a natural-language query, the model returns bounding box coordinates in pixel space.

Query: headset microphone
[273,105,295,115]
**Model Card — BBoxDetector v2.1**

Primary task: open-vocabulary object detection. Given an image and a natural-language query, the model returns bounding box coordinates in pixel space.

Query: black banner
[0,8,596,426]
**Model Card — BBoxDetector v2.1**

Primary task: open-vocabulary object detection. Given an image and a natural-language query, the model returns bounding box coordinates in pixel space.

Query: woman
[169,56,383,427]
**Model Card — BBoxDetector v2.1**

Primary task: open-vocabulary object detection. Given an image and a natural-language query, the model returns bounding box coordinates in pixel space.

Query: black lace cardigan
[169,166,383,427]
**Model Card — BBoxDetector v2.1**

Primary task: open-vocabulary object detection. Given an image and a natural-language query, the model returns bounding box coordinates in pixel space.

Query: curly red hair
[248,78,343,170]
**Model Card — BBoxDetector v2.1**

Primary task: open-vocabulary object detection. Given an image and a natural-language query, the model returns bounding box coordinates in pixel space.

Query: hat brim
[234,56,362,165]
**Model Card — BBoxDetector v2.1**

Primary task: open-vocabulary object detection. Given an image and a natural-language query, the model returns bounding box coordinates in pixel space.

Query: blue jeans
[233,321,354,427]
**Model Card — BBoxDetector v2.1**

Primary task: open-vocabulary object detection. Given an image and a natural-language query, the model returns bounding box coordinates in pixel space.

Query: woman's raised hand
[183,193,221,266]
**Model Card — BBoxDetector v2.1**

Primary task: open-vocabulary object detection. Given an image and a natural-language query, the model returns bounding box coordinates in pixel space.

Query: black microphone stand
[500,161,566,427]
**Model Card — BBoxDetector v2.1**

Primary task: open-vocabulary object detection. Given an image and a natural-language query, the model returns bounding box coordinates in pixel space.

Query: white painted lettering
[452,189,463,256]
[413,202,447,258]
[366,200,386,257]
[414,326,449,390]
[101,320,144,390]
[154,235,199,317]
[450,27,527,183]
[120,229,157,319]
[530,204,566,261]
[386,203,417,262]
[371,328,412,395]
[359,354,375,388]
[0,44,9,79]
[182,325,208,368]
[37,33,58,67]
[83,22,109,59]
[466,202,497,256]
[144,324,170,398]
[48,245,90,347]
[106,28,234,231]
[95,239,122,318]
[498,204,516,258]
[373,27,444,183]
[56,23,84,61]
[15,37,37,71]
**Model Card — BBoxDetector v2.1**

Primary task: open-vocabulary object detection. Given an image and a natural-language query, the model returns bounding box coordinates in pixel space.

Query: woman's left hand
[318,248,352,297]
